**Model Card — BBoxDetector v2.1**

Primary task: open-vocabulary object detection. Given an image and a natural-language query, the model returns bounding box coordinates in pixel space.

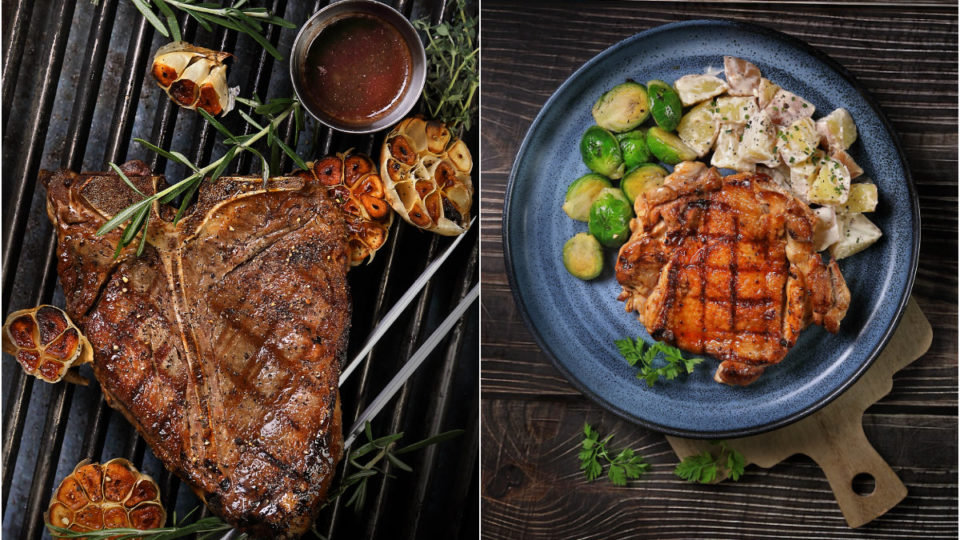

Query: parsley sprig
[129,0,295,60]
[674,441,747,484]
[96,96,305,255]
[413,0,478,133]
[578,423,649,486]
[615,337,704,386]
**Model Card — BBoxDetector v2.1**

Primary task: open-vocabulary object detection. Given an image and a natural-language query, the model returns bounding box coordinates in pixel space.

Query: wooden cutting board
[667,297,932,528]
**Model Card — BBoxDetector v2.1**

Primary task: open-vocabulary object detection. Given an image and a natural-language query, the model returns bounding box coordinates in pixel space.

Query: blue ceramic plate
[503,20,919,438]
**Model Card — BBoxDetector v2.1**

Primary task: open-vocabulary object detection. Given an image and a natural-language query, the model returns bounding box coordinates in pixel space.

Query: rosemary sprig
[326,422,464,511]
[130,0,295,60]
[413,0,478,133]
[96,97,304,253]
[46,514,232,539]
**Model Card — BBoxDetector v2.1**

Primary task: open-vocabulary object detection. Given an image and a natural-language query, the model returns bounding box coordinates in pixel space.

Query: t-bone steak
[43,160,349,538]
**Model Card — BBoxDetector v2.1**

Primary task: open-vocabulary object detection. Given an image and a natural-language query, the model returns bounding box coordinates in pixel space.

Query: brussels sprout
[646,80,683,131]
[580,126,625,179]
[616,129,651,170]
[591,81,650,132]
[588,191,633,247]
[621,164,668,205]
[563,173,612,221]
[563,233,604,280]
[646,126,698,165]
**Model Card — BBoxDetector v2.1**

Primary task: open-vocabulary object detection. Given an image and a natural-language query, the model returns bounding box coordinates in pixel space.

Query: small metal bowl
[290,0,426,134]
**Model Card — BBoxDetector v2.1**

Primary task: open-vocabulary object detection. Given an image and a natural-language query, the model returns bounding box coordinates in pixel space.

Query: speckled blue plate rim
[501,18,920,439]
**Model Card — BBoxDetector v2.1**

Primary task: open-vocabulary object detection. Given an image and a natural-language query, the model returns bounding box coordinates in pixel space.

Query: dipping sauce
[302,14,413,127]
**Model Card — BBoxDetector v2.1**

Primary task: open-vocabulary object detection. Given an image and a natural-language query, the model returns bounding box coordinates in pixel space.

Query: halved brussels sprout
[580,126,625,179]
[616,129,651,170]
[646,80,683,131]
[588,190,633,247]
[621,164,667,205]
[591,81,650,132]
[647,127,697,165]
[563,174,612,222]
[563,233,604,280]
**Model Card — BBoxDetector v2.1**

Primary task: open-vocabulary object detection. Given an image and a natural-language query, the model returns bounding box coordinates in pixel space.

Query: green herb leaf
[675,451,718,483]
[674,441,746,483]
[413,0,478,133]
[131,0,170,37]
[578,423,647,486]
[615,337,704,386]
[152,0,181,41]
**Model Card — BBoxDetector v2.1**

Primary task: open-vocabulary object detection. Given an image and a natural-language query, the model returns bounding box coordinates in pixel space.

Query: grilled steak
[616,162,850,386]
[43,160,349,538]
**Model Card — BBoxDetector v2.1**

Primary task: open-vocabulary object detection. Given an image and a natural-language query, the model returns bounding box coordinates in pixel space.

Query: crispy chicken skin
[616,162,850,385]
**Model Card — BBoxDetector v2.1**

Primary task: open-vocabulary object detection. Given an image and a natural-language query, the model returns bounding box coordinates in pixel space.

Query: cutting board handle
[803,417,907,528]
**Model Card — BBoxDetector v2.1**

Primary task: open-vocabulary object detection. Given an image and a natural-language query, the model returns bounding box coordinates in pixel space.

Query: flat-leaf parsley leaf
[674,441,746,483]
[615,337,704,386]
[579,423,649,486]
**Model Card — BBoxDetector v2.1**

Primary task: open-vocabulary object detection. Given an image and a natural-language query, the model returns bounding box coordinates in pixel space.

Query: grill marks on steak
[43,160,349,538]
[616,162,850,386]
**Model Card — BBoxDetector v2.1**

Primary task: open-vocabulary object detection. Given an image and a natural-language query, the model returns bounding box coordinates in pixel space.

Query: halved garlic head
[152,41,236,116]
[2,305,92,383]
[380,117,474,236]
[299,151,394,266]
[46,458,166,535]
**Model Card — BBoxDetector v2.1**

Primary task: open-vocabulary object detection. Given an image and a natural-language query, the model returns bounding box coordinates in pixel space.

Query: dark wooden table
[480,2,958,538]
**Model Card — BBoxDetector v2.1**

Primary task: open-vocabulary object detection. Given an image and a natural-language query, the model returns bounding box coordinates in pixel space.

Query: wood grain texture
[480,1,957,538]
[668,298,932,527]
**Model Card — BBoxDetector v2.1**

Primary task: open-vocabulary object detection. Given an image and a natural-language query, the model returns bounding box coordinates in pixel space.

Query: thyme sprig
[413,0,478,133]
[327,422,465,511]
[96,97,305,254]
[130,0,295,60]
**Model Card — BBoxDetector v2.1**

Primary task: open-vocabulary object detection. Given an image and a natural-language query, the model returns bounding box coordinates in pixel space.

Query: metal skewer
[344,282,479,449]
[339,217,476,384]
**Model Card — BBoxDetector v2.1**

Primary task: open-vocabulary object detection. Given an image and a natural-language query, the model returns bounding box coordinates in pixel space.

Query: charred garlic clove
[152,41,236,116]
[380,116,474,236]
[46,458,166,534]
[2,305,92,384]
[299,151,394,266]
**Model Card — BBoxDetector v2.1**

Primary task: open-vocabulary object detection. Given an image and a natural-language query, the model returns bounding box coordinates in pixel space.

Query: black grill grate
[1,1,479,538]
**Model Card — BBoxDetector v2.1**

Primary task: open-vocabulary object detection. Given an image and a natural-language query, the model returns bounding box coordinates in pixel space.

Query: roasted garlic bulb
[299,151,393,266]
[2,305,92,384]
[46,458,166,535]
[380,117,474,236]
[151,41,236,115]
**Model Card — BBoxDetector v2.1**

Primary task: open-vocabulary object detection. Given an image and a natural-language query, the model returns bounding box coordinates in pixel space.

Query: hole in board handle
[852,472,876,496]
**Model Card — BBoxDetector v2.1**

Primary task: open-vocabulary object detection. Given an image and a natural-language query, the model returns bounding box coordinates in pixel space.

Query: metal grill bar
[1,0,75,316]
[1,1,478,538]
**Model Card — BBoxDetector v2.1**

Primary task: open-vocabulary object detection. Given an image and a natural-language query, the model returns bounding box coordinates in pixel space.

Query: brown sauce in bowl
[302,14,413,127]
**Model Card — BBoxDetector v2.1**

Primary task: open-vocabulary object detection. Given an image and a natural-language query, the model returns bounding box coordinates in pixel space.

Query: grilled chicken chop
[43,160,349,538]
[616,162,850,386]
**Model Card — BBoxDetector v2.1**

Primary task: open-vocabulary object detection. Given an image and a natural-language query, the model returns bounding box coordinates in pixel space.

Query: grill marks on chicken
[616,162,850,386]
[43,160,349,538]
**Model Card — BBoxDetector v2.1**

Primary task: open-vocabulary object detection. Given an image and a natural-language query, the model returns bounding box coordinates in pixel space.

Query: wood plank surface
[479,1,958,538]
